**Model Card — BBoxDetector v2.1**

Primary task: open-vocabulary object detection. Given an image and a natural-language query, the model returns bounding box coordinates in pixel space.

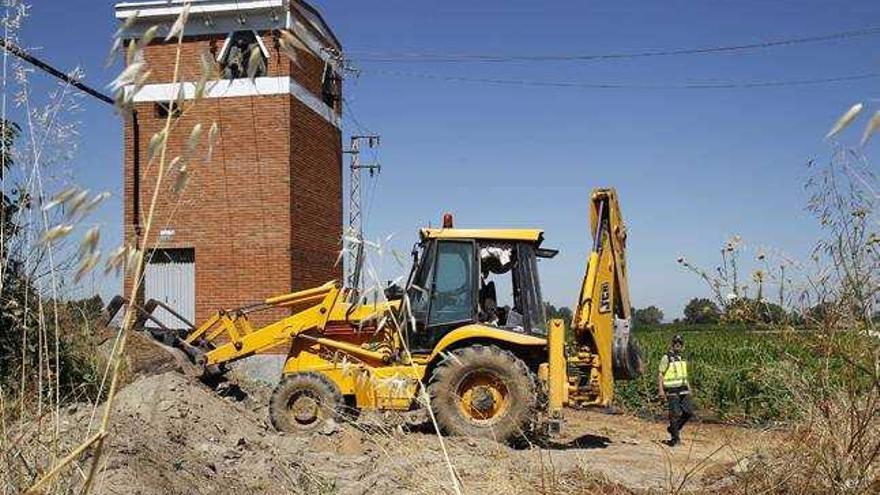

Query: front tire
[428,345,537,443]
[269,372,343,433]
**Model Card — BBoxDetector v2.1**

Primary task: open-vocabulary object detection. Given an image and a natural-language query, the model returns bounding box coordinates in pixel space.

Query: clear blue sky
[14,0,880,318]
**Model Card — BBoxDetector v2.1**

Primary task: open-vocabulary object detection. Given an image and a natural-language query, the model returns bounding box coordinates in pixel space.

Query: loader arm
[178,282,344,372]
[570,188,637,405]
[178,280,401,377]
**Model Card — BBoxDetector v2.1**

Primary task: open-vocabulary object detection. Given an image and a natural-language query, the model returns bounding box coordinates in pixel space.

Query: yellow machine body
[176,188,638,435]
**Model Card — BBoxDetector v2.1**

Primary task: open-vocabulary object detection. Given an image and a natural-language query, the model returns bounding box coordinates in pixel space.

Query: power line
[349,25,880,63]
[363,68,880,90]
[0,39,114,105]
[341,97,377,136]
[0,37,143,234]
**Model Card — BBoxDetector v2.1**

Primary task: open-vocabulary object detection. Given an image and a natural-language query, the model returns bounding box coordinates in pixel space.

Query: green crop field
[614,324,864,423]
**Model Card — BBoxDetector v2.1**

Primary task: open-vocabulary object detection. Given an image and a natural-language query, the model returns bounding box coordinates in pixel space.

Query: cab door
[514,243,547,335]
[408,240,478,352]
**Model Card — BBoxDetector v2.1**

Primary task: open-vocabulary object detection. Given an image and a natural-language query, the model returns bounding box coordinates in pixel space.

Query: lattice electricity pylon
[343,134,380,297]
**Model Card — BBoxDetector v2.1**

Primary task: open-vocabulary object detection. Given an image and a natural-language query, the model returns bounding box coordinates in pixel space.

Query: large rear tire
[269,372,343,434]
[428,345,537,443]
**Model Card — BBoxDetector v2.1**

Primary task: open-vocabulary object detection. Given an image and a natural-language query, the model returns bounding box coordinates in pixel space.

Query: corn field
[616,324,873,423]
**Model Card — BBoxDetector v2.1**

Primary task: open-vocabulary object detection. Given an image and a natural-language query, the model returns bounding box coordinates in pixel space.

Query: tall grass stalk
[347,233,464,494]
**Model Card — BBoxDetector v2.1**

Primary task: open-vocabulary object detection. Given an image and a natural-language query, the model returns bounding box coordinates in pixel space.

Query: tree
[633,305,664,326]
[0,119,31,388]
[683,297,721,325]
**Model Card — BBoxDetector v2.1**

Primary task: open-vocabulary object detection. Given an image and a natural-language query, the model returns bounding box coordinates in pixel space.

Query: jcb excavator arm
[569,188,641,406]
[575,188,632,328]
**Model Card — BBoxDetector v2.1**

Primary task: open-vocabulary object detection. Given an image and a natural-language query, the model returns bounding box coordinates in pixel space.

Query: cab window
[519,243,547,334]
[428,241,475,326]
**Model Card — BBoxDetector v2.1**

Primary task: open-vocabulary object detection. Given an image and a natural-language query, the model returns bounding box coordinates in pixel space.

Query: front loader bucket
[104,295,212,372]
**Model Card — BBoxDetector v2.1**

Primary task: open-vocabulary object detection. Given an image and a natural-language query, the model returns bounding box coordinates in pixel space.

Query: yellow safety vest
[662,353,689,390]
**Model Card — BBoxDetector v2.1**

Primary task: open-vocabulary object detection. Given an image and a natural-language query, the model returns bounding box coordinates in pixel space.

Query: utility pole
[343,134,380,298]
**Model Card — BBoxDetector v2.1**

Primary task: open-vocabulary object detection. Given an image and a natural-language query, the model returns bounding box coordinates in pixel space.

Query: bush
[0,119,101,408]
[0,292,103,407]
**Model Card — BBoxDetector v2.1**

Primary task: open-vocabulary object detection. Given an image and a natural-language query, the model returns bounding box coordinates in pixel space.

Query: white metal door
[144,248,195,329]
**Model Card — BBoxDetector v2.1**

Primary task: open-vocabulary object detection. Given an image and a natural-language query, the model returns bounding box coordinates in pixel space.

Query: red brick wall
[290,95,343,290]
[124,25,343,329]
[125,94,294,326]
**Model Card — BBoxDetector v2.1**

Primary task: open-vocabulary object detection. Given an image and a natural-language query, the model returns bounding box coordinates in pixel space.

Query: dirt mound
[51,373,321,494]
[33,369,778,494]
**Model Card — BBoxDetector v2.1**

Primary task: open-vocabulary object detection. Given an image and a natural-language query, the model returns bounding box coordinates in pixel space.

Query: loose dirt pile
[25,354,780,494]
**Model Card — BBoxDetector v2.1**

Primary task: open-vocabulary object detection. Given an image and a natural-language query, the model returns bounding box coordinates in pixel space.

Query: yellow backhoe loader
[112,187,642,441]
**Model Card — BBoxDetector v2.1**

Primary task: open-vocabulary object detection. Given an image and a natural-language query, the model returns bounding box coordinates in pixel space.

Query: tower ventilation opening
[220,30,268,79]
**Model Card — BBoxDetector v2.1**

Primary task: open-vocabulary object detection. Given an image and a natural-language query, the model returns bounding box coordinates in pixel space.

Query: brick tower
[115,0,343,327]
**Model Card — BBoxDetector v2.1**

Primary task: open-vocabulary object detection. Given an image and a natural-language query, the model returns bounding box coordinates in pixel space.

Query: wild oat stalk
[0,1,123,493]
[78,7,193,494]
[18,3,206,493]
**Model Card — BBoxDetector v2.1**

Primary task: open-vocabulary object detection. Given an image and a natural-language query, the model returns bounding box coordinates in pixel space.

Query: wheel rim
[288,392,322,428]
[456,369,510,424]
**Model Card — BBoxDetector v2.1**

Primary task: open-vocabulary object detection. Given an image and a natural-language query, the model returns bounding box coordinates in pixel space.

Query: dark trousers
[666,392,694,440]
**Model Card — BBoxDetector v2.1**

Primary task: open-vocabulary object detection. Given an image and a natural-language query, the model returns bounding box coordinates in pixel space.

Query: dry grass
[1,2,222,492]
[1,3,467,493]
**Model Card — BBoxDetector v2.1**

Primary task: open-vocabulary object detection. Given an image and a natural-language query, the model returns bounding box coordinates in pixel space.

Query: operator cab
[404,223,557,353]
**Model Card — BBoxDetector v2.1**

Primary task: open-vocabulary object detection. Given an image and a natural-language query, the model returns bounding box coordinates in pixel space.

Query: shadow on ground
[539,433,613,450]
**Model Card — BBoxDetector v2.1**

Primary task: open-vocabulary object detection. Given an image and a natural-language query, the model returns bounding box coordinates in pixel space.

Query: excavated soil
[28,341,780,495]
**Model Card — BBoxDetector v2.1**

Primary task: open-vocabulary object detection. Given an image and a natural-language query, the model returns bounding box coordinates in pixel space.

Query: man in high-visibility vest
[658,334,693,446]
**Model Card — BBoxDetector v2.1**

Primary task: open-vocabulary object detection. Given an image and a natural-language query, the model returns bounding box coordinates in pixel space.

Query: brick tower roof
[114,0,341,51]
